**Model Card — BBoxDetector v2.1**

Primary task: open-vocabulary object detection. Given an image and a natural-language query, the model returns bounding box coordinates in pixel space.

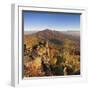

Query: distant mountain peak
[40,29,53,32]
[43,28,53,31]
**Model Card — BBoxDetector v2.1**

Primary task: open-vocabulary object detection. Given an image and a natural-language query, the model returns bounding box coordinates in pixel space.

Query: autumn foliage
[23,30,80,77]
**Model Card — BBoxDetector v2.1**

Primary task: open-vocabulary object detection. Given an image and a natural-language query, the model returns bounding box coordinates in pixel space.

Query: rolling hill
[24,29,80,48]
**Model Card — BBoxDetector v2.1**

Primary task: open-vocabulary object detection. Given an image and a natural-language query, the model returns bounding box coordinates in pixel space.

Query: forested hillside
[23,29,80,77]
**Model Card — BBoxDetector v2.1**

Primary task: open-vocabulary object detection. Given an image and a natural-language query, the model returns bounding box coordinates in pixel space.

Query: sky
[23,11,80,31]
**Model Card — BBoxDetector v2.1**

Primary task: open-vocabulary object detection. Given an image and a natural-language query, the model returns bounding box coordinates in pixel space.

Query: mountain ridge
[24,29,80,46]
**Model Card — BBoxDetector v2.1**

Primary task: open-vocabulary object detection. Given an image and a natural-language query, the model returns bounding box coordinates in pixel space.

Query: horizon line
[24,29,80,32]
